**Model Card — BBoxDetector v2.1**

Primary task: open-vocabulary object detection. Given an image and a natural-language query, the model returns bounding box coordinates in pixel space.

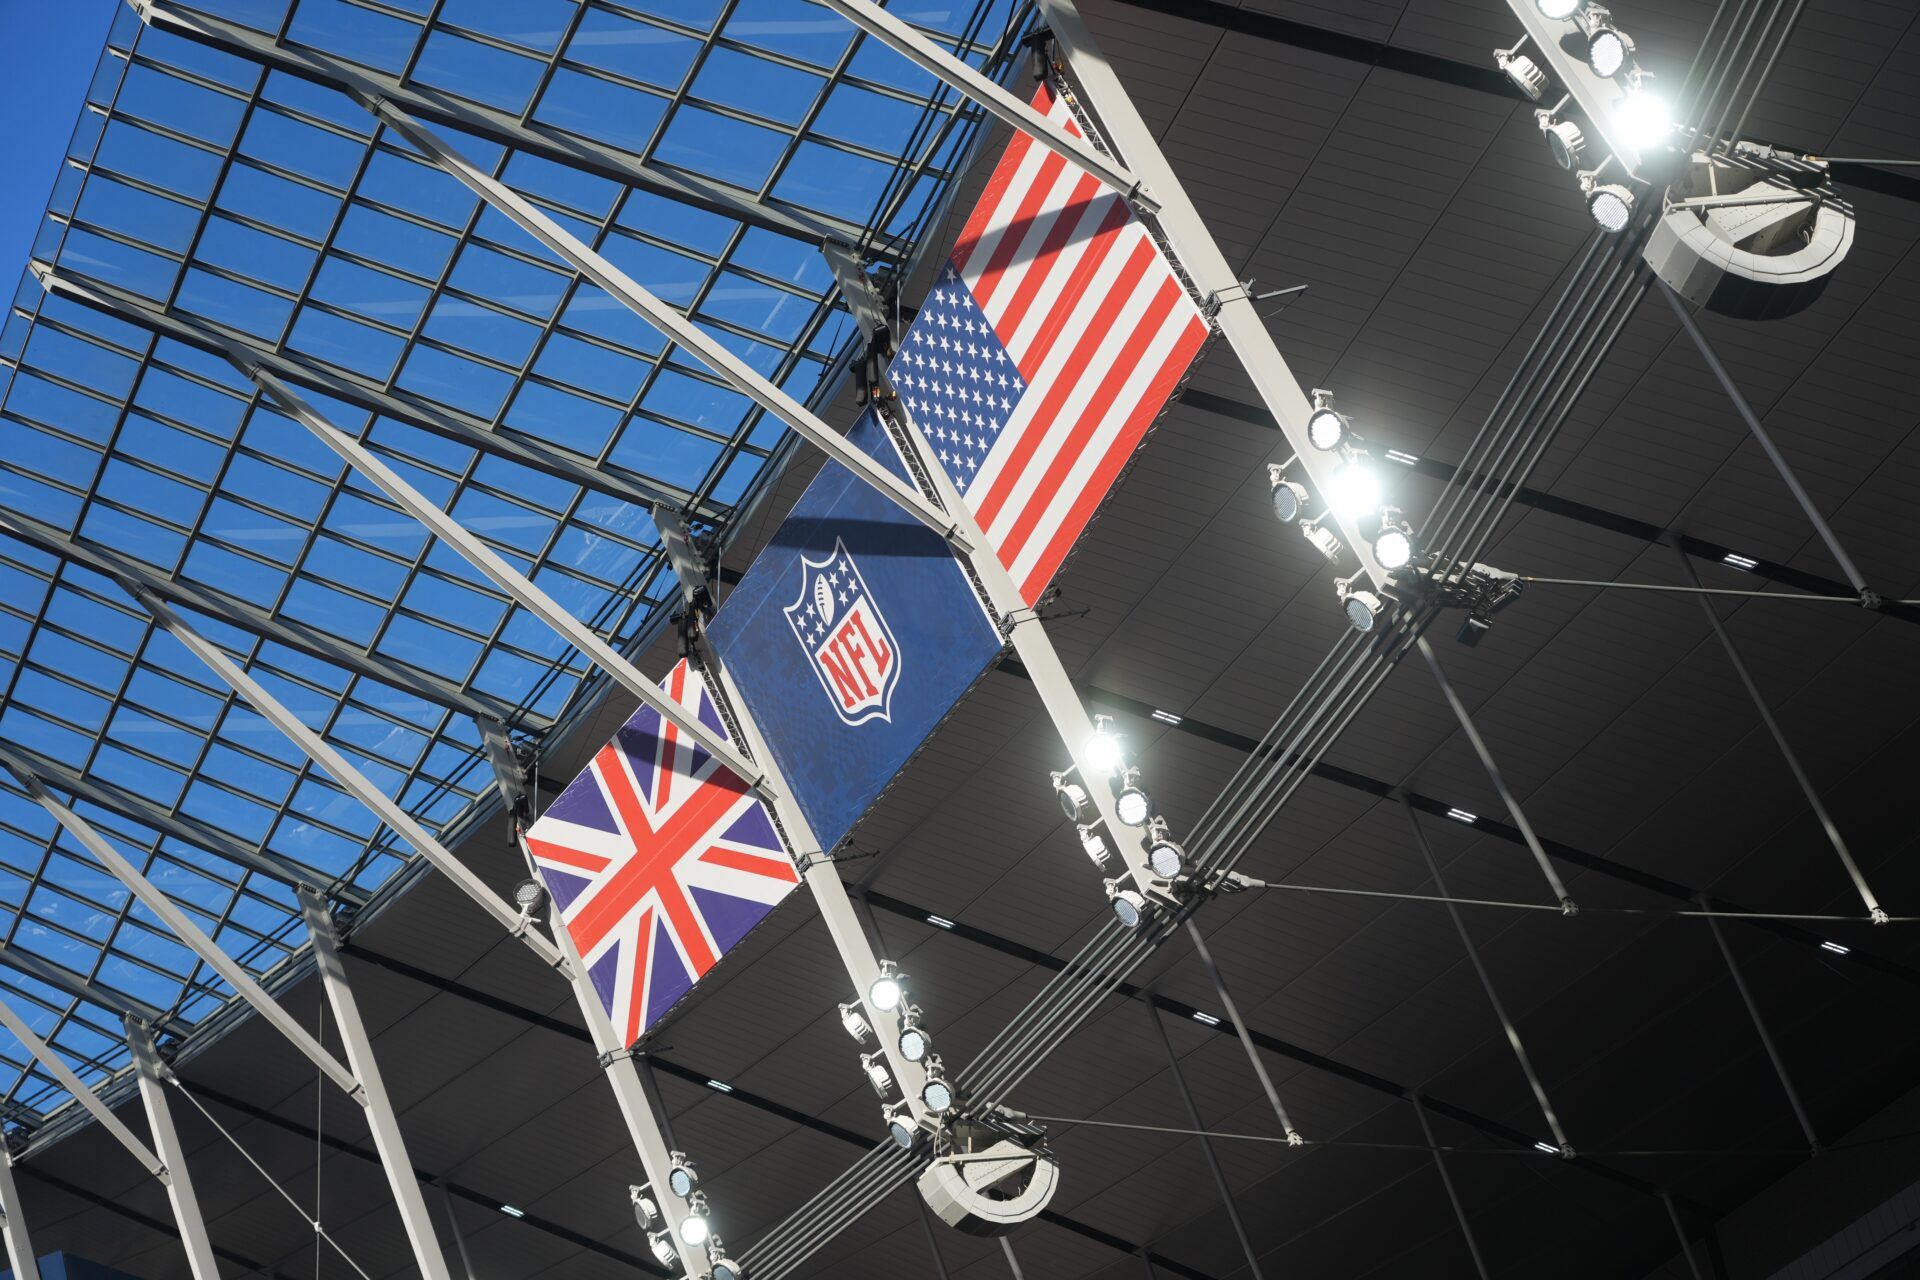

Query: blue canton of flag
[889,264,1030,486]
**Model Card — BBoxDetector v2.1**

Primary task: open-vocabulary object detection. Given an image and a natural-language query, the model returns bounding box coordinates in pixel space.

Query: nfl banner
[524,659,800,1046]
[705,410,1004,856]
[891,83,1212,605]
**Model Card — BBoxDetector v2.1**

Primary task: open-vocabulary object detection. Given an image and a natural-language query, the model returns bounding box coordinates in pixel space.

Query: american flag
[890,83,1212,605]
[525,659,799,1046]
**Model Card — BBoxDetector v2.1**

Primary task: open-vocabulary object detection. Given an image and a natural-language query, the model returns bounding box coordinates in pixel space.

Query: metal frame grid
[0,0,1020,1133]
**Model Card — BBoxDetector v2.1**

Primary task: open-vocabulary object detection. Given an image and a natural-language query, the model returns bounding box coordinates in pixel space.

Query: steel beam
[1183,920,1299,1142]
[884,401,1164,893]
[299,889,456,1280]
[127,0,883,255]
[817,0,1155,211]
[33,266,713,523]
[1031,0,1390,588]
[1701,902,1819,1151]
[356,102,971,553]
[0,1150,41,1280]
[1144,999,1264,1280]
[0,506,542,731]
[6,766,360,1096]
[0,939,180,1033]
[0,996,163,1178]
[126,586,572,974]
[0,740,369,908]
[126,1019,221,1280]
[1411,1094,1491,1280]
[246,364,770,794]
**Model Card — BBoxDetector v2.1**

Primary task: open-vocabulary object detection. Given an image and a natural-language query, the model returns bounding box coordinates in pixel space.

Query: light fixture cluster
[1269,391,1420,632]
[1504,1,1672,233]
[635,1156,743,1280]
[1052,718,1191,928]
[840,961,956,1135]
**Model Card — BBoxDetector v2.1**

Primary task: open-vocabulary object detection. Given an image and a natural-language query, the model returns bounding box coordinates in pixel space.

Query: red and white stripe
[948,86,1210,604]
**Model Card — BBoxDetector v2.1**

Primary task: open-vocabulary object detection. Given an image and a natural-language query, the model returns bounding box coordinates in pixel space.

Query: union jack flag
[891,82,1212,605]
[525,659,800,1046]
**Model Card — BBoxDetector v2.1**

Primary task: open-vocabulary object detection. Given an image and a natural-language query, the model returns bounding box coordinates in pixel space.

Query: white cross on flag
[891,82,1211,605]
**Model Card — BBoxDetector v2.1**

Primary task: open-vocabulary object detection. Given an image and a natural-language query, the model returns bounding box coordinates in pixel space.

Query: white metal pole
[0,997,164,1178]
[122,586,571,974]
[299,889,457,1280]
[0,1150,42,1280]
[244,363,768,794]
[816,0,1156,211]
[126,1019,223,1280]
[3,767,358,1097]
[1030,0,1391,589]
[358,98,971,554]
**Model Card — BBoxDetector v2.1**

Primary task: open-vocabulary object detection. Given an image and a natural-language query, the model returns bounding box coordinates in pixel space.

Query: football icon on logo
[784,538,901,726]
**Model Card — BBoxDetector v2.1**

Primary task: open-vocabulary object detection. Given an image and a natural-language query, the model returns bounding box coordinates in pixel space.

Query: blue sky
[1,1,119,289]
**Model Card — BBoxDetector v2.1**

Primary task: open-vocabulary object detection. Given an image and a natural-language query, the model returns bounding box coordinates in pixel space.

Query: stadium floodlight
[667,1152,699,1199]
[1146,823,1186,879]
[1325,459,1382,520]
[1107,880,1150,928]
[1302,519,1344,563]
[1536,0,1586,18]
[1270,471,1310,523]
[1497,50,1547,100]
[709,1251,743,1280]
[1085,716,1125,775]
[630,1185,662,1230]
[512,878,545,913]
[838,1001,873,1043]
[678,1202,711,1247]
[862,1052,894,1097]
[1116,769,1154,827]
[884,1101,918,1148]
[1614,87,1672,149]
[920,1059,955,1114]
[649,1232,677,1267]
[1306,389,1349,451]
[1079,824,1113,868]
[1585,24,1632,77]
[1585,181,1635,232]
[897,1009,932,1063]
[1540,115,1585,170]
[868,961,905,1012]
[1373,523,1416,571]
[1339,582,1388,633]
[1053,772,1092,822]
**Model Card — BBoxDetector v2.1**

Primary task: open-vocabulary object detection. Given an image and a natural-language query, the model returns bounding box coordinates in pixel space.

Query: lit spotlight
[1269,468,1310,523]
[1116,769,1154,827]
[868,961,905,1012]
[920,1059,955,1114]
[1536,0,1586,17]
[667,1152,699,1199]
[1585,181,1635,232]
[1585,25,1632,77]
[1339,583,1387,633]
[1373,524,1415,571]
[1107,880,1150,928]
[1306,389,1349,451]
[1325,459,1382,519]
[677,1204,710,1247]
[1613,89,1672,150]
[884,1102,918,1148]
[1085,717,1125,775]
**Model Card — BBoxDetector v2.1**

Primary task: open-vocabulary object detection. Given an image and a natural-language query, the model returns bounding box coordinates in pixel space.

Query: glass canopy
[0,0,1020,1131]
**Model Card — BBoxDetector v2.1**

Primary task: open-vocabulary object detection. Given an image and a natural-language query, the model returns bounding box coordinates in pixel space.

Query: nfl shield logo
[784,538,901,726]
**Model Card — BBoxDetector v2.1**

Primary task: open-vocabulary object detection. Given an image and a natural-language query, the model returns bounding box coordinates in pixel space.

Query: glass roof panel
[0,0,1025,1134]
